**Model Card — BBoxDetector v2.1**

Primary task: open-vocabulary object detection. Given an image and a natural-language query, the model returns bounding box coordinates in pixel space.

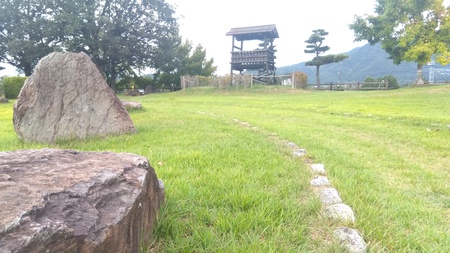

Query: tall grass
[1,84,449,252]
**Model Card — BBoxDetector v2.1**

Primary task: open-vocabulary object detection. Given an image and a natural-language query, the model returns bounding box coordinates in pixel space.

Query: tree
[53,0,179,92]
[0,0,61,76]
[350,0,450,84]
[0,0,179,92]
[304,29,348,87]
[158,39,217,90]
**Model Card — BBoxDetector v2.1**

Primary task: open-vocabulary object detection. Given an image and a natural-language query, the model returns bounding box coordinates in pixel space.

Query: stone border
[288,142,367,253]
[231,119,367,252]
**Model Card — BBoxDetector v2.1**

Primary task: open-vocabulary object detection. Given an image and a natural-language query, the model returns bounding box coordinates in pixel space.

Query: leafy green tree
[304,29,348,87]
[158,39,217,90]
[53,0,179,92]
[350,0,450,84]
[0,0,60,76]
[0,0,179,92]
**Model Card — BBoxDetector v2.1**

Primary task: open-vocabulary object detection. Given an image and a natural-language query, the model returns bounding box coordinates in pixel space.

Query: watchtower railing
[231,49,275,70]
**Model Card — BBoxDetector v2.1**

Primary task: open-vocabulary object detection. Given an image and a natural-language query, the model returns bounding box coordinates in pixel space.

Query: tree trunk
[416,63,424,85]
[24,64,32,76]
[108,67,117,93]
[316,65,321,88]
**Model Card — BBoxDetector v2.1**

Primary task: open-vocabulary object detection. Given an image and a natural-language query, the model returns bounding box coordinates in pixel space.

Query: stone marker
[293,148,307,157]
[286,142,298,149]
[0,97,8,103]
[121,101,143,110]
[0,149,163,253]
[311,176,331,187]
[319,188,343,205]
[324,203,356,223]
[311,164,326,174]
[334,227,367,253]
[13,52,135,143]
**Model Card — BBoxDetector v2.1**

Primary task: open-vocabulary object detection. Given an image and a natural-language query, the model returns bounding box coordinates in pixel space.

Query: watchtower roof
[226,24,279,41]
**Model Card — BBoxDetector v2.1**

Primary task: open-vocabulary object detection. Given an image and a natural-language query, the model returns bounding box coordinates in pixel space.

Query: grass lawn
[1,84,449,252]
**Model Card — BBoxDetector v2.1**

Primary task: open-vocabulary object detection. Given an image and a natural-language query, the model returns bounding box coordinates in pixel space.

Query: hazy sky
[1,0,449,76]
[168,0,377,74]
[168,0,450,75]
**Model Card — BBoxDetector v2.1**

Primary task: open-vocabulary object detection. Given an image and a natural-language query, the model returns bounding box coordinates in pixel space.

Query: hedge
[1,76,27,99]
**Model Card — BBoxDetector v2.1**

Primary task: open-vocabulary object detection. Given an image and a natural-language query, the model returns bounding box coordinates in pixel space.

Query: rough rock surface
[121,101,142,110]
[319,188,343,205]
[311,176,331,187]
[293,148,307,157]
[0,149,163,253]
[0,97,8,103]
[324,203,356,223]
[311,164,326,174]
[13,52,135,143]
[334,227,367,253]
[286,142,298,149]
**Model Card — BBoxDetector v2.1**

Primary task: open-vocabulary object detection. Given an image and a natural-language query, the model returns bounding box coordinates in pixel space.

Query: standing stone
[13,52,135,143]
[0,149,164,253]
[0,97,8,103]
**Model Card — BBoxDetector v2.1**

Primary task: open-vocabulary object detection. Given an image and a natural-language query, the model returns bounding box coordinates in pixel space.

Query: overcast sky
[168,0,450,75]
[1,0,449,76]
[168,0,377,75]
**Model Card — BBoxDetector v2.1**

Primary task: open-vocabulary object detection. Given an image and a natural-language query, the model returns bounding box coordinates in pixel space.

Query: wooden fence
[180,76,395,91]
[180,74,308,90]
[314,81,389,91]
[427,81,450,85]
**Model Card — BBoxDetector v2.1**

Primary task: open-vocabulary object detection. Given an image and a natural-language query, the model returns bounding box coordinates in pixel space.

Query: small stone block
[287,142,298,148]
[334,227,367,253]
[324,203,356,223]
[319,188,342,205]
[311,176,331,187]
[293,149,307,157]
[311,164,326,174]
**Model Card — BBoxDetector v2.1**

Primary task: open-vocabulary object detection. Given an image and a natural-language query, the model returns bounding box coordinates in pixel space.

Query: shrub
[293,71,308,89]
[2,76,27,99]
[364,75,400,90]
[117,75,154,92]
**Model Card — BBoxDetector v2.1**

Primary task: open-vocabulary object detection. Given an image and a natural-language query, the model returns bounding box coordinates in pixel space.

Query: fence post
[292,73,295,89]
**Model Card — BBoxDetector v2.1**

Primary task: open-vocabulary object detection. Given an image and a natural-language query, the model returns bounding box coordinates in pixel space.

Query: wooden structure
[226,24,279,84]
[314,81,389,91]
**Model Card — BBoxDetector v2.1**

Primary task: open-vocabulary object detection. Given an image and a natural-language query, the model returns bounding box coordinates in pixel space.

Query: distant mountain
[277,43,450,84]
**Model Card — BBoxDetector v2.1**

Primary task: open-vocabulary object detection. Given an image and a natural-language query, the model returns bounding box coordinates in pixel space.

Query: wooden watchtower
[226,24,279,84]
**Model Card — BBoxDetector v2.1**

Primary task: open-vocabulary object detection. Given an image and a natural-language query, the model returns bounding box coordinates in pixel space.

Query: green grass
[1,84,450,252]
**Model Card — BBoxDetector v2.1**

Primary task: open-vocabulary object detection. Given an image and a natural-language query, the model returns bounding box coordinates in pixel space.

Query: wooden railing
[313,81,389,91]
[231,49,275,70]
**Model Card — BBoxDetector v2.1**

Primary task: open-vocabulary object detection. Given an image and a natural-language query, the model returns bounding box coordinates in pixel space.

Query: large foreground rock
[0,149,163,253]
[13,52,135,143]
